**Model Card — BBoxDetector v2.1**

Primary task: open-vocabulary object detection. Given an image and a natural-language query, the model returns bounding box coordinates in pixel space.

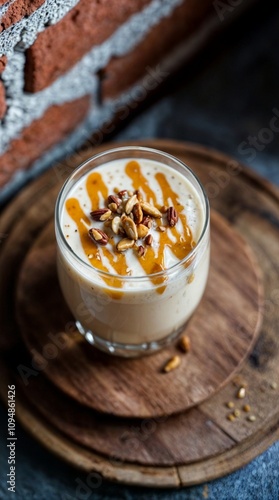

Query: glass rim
[55,146,210,282]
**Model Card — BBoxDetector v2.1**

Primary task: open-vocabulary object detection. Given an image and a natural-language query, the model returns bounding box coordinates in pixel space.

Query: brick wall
[24,0,152,93]
[102,0,214,99]
[0,81,6,119]
[0,0,46,32]
[0,96,90,187]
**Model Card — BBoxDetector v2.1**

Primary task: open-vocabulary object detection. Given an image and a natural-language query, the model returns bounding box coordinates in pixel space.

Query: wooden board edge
[177,415,279,486]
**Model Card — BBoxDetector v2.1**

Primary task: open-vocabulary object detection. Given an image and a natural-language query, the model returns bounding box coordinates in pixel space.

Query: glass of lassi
[55,147,210,357]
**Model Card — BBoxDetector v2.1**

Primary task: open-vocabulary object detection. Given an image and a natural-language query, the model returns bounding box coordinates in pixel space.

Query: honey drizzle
[66,173,125,295]
[125,162,195,292]
[125,160,157,204]
[85,172,127,287]
[65,162,195,295]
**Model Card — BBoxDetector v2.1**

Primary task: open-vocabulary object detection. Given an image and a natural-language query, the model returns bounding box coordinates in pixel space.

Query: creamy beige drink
[55,147,210,356]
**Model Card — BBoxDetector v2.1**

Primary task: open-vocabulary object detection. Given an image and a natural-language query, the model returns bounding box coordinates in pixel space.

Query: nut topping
[141,215,152,228]
[108,202,118,213]
[118,189,128,199]
[90,208,112,221]
[145,234,153,246]
[137,224,149,239]
[140,201,162,219]
[111,216,122,235]
[125,194,138,215]
[121,215,138,240]
[167,206,178,227]
[117,238,135,252]
[108,194,121,207]
[88,228,109,246]
[86,182,182,261]
[138,245,146,257]
[133,202,143,224]
[134,189,143,202]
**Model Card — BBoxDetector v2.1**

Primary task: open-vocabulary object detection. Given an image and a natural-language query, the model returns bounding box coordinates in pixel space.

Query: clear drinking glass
[55,146,210,357]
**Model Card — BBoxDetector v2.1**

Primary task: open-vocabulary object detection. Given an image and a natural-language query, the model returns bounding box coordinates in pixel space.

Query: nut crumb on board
[163,355,181,373]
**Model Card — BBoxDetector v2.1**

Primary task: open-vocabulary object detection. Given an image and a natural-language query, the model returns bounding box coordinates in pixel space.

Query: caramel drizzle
[66,172,126,293]
[125,162,194,289]
[65,162,195,294]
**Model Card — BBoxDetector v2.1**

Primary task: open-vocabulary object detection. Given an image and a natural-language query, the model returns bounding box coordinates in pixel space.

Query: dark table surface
[1,1,279,498]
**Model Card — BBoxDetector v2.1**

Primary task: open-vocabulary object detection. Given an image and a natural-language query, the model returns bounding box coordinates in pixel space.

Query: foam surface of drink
[62,158,205,280]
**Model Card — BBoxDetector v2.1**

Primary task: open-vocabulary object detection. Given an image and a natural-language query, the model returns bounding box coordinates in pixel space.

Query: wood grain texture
[15,210,261,418]
[0,140,278,487]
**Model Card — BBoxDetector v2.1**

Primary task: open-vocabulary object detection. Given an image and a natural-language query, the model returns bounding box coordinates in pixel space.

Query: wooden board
[15,211,261,418]
[0,140,278,487]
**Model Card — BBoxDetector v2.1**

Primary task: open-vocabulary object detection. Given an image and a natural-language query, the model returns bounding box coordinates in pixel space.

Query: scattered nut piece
[237,387,246,399]
[243,404,251,412]
[88,228,108,246]
[140,201,162,218]
[247,415,256,422]
[227,414,235,422]
[116,238,135,252]
[90,208,112,221]
[188,274,195,284]
[226,401,235,409]
[137,224,149,239]
[145,234,153,246]
[157,226,166,232]
[125,194,138,214]
[233,376,247,388]
[163,355,181,373]
[167,206,178,227]
[161,205,168,213]
[233,409,241,418]
[179,335,191,353]
[270,381,278,390]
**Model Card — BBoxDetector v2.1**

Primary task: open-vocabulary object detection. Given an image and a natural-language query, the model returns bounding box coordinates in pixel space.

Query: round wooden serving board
[15,210,261,419]
[0,140,278,488]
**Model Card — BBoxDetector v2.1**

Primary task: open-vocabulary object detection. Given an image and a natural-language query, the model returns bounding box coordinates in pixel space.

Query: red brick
[0,81,6,119]
[102,0,214,99]
[0,56,7,74]
[0,0,45,32]
[0,96,90,187]
[24,0,152,93]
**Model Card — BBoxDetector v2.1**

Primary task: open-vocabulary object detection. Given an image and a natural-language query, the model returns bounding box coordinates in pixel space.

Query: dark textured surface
[1,1,279,498]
